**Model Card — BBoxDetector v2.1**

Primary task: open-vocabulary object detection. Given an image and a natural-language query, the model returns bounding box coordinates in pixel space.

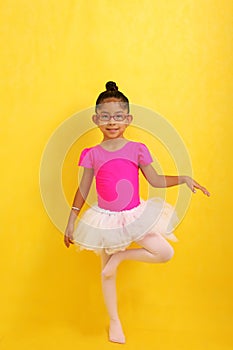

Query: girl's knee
[160,245,174,262]
[139,234,174,263]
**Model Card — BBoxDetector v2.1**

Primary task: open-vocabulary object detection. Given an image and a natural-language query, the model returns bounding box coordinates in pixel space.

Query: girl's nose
[108,117,116,124]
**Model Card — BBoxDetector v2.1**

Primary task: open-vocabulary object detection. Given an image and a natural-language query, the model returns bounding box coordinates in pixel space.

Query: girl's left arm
[140,164,210,196]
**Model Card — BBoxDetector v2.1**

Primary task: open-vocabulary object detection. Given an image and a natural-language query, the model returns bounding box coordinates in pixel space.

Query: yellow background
[0,1,232,349]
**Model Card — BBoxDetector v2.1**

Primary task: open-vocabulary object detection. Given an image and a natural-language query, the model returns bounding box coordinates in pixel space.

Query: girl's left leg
[100,251,126,344]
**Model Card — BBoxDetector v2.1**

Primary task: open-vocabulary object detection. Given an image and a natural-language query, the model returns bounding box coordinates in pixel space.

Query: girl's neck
[100,137,129,151]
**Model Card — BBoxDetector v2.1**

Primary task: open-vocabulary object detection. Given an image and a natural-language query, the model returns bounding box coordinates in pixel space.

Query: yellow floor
[1,308,232,350]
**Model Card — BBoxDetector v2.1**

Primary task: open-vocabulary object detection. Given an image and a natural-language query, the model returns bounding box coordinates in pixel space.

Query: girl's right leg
[101,250,126,344]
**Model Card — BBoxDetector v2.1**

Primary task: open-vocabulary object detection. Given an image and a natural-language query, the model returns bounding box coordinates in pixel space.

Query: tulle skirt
[73,198,179,255]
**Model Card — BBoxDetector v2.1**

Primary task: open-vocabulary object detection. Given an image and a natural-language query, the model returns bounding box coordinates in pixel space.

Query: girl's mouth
[106,128,119,131]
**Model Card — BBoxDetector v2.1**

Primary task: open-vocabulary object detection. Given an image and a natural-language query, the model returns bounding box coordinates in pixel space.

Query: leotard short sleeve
[78,148,93,168]
[138,143,153,166]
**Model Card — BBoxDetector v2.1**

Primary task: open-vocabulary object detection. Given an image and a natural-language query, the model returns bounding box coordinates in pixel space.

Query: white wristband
[72,206,80,211]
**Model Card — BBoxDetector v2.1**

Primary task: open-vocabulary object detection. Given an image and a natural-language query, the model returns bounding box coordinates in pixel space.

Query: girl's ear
[92,114,99,125]
[126,114,133,124]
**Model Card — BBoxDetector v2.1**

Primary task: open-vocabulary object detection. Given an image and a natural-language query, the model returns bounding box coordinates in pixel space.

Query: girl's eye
[115,114,124,120]
[101,115,109,120]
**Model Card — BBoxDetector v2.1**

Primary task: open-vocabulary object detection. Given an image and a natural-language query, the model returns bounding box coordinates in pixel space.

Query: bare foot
[102,253,121,278]
[109,319,126,344]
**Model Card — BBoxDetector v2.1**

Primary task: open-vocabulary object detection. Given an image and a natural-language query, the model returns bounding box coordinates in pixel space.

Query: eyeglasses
[96,112,128,122]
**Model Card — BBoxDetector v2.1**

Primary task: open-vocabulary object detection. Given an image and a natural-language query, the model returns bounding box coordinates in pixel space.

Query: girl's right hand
[64,223,74,248]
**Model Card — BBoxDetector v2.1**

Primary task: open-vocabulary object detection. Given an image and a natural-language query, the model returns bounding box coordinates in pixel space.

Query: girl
[64,81,210,344]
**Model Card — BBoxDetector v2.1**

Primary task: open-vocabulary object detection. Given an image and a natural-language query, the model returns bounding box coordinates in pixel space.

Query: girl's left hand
[185,176,210,196]
[64,223,75,248]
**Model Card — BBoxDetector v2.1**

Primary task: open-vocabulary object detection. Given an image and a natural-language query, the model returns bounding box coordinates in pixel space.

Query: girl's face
[93,98,132,141]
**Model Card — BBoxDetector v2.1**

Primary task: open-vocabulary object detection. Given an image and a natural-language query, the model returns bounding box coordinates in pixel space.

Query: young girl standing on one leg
[64,81,210,344]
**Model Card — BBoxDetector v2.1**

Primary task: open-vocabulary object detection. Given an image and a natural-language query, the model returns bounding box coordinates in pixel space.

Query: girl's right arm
[64,168,94,248]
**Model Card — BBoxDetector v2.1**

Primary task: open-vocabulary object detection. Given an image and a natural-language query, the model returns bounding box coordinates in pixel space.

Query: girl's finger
[194,184,210,196]
[68,235,74,244]
[203,188,210,196]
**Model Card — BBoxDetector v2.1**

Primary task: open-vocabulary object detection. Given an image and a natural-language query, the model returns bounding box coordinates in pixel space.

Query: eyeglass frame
[95,112,129,122]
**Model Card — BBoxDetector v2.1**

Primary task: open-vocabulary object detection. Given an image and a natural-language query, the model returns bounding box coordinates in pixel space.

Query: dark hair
[95,81,129,112]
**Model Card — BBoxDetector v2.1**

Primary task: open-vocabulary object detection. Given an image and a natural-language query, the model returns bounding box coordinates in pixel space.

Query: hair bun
[105,81,118,91]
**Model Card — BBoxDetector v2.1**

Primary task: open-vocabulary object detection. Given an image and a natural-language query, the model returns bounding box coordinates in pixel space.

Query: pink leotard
[78,141,153,212]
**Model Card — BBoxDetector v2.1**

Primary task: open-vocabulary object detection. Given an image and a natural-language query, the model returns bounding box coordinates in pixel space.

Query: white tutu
[73,198,179,255]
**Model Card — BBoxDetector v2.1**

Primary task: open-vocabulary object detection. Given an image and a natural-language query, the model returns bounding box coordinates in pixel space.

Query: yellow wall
[0,1,232,349]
